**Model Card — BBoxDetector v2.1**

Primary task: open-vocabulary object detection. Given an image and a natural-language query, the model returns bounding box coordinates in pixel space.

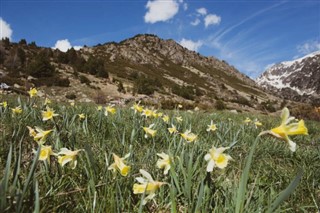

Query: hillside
[0,35,283,112]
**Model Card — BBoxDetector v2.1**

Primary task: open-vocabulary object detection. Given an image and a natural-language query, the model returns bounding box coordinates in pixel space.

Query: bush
[215,99,227,110]
[79,75,91,85]
[133,75,161,95]
[65,93,77,100]
[260,100,276,112]
[27,53,55,78]
[172,85,195,100]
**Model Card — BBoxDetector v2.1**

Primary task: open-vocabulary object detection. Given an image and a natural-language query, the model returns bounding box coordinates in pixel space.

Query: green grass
[0,95,319,212]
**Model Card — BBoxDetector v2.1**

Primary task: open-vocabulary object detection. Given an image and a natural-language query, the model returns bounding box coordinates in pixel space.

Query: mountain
[0,34,278,111]
[256,51,320,104]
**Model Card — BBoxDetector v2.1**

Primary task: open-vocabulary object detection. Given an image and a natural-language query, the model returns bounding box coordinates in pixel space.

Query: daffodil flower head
[78,113,86,120]
[143,124,157,138]
[204,146,232,172]
[0,101,8,108]
[44,97,51,105]
[58,148,83,169]
[259,107,308,152]
[131,102,144,114]
[133,169,166,205]
[97,105,103,111]
[244,117,251,124]
[108,153,131,176]
[142,108,153,118]
[181,129,197,143]
[194,106,200,111]
[33,126,53,145]
[178,104,183,109]
[175,116,183,123]
[162,115,169,123]
[105,105,116,116]
[207,120,217,132]
[28,87,38,98]
[36,145,56,163]
[254,119,262,128]
[42,106,59,121]
[168,124,178,134]
[11,106,22,115]
[156,152,171,175]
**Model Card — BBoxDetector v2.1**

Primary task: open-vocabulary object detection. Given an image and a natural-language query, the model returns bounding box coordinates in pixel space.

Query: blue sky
[1,0,319,78]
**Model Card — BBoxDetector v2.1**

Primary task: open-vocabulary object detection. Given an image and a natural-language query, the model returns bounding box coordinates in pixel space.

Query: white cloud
[0,18,13,40]
[196,8,207,16]
[297,40,320,54]
[179,38,203,52]
[53,39,82,52]
[190,18,200,26]
[144,0,179,24]
[204,14,221,28]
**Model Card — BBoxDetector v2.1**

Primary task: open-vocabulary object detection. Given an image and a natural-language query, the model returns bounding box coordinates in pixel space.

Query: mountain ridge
[0,34,286,112]
[256,50,320,104]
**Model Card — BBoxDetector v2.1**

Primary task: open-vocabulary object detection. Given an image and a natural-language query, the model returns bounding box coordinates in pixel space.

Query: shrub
[27,53,55,78]
[215,99,227,110]
[79,75,91,85]
[65,93,77,100]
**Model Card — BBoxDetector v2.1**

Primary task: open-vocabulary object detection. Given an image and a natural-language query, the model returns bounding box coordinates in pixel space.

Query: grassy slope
[0,95,319,212]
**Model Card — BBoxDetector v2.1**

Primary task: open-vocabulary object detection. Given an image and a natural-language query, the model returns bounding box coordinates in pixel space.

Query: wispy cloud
[297,39,320,54]
[213,1,287,42]
[0,18,13,40]
[190,18,200,26]
[144,0,179,24]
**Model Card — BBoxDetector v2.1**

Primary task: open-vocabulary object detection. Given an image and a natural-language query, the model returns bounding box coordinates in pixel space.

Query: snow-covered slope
[256,51,320,102]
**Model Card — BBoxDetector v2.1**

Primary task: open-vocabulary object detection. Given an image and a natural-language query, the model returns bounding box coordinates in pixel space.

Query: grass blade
[267,168,303,213]
[235,136,260,213]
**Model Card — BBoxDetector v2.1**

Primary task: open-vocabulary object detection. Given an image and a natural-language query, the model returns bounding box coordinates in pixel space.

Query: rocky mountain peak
[256,51,320,104]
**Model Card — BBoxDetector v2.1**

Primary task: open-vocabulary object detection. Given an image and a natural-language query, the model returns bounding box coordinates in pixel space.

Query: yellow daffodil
[181,130,197,143]
[70,102,75,107]
[78,113,86,120]
[42,106,59,121]
[0,101,7,108]
[142,108,153,118]
[204,146,232,172]
[28,87,38,98]
[131,102,144,114]
[162,115,169,123]
[38,145,55,163]
[254,119,262,128]
[244,117,251,124]
[11,106,22,115]
[33,126,53,145]
[57,148,83,169]
[153,111,162,118]
[143,124,157,138]
[97,105,103,111]
[44,97,51,105]
[133,169,166,205]
[156,152,171,175]
[178,104,183,109]
[259,107,308,152]
[108,153,131,176]
[105,105,116,116]
[168,124,178,134]
[175,116,183,123]
[207,120,217,132]
[27,126,37,137]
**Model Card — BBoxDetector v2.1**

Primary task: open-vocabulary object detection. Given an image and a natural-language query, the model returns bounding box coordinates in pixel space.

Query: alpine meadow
[0,89,319,212]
